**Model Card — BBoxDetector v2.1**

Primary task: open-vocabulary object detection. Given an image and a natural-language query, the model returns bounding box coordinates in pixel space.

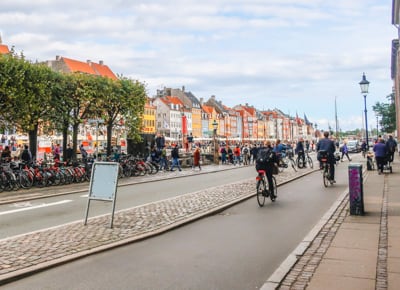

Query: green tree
[0,54,56,157]
[373,93,396,134]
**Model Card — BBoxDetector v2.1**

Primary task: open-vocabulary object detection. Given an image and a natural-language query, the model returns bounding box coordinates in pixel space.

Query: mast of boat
[335,96,339,139]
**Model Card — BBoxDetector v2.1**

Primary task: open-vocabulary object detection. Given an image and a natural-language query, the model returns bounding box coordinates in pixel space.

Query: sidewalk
[268,157,400,289]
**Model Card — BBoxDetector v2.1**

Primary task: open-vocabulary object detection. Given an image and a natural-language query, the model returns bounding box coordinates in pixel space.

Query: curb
[260,169,369,289]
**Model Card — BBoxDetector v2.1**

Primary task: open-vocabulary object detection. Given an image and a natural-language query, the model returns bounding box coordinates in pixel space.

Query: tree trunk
[62,120,70,160]
[106,122,112,156]
[72,123,79,158]
[28,124,38,160]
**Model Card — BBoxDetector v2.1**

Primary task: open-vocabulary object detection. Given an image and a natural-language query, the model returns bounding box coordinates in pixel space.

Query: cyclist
[273,139,286,166]
[256,141,278,197]
[295,137,306,167]
[316,131,336,183]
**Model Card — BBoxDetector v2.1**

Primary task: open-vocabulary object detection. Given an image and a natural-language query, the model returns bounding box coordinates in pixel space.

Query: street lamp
[212,119,219,165]
[359,73,370,148]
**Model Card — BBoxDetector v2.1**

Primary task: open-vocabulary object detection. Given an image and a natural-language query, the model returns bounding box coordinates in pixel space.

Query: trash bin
[348,164,364,215]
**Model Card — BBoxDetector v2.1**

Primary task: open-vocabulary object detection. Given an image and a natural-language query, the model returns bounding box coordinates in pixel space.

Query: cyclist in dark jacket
[316,131,336,182]
[256,141,278,197]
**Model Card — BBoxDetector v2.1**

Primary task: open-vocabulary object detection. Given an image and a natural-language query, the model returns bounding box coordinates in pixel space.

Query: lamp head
[359,73,370,95]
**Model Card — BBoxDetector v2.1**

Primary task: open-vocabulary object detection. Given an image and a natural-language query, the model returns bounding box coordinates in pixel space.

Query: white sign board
[84,161,119,228]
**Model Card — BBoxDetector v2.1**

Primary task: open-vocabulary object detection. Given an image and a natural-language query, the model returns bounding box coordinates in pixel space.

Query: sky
[0,0,397,131]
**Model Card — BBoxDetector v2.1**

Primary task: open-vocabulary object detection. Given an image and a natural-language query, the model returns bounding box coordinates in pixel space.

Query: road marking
[0,200,73,216]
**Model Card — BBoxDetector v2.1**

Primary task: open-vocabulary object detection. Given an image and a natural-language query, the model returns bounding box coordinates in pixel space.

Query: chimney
[99,60,104,65]
[200,98,204,105]
[87,60,91,64]
[56,55,60,61]
[182,86,185,92]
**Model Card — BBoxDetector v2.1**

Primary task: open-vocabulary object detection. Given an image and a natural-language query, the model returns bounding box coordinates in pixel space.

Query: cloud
[0,0,395,131]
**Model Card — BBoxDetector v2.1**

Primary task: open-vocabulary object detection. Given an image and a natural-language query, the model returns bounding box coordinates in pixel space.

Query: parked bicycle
[256,169,277,207]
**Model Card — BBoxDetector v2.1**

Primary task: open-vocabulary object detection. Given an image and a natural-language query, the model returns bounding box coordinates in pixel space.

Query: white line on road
[0,200,73,216]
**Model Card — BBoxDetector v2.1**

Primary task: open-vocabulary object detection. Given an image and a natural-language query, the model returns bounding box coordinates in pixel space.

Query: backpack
[243,148,249,154]
[256,148,274,168]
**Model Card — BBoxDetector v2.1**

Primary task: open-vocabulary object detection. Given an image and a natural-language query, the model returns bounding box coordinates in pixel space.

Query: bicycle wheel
[270,176,277,202]
[323,169,329,187]
[19,171,33,189]
[290,158,297,172]
[307,157,313,169]
[256,179,266,207]
[297,157,305,169]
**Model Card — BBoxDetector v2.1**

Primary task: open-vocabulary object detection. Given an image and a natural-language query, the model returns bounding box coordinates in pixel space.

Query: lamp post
[359,73,370,148]
[212,119,219,165]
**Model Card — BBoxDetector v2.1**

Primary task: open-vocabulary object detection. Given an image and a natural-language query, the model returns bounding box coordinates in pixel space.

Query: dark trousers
[376,156,385,173]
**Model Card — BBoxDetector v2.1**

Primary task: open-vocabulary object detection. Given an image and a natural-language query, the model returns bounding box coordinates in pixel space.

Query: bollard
[348,164,364,215]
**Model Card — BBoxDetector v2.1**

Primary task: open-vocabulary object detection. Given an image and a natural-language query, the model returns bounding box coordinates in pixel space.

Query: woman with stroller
[373,138,387,175]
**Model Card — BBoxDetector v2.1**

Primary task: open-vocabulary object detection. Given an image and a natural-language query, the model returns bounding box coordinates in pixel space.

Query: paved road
[0,166,256,239]
[0,154,356,289]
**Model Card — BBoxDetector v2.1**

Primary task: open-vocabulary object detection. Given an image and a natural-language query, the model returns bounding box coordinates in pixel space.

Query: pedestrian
[220,146,227,164]
[340,141,352,162]
[80,143,88,161]
[250,144,258,164]
[385,135,397,162]
[233,144,241,165]
[192,146,201,170]
[170,144,182,171]
[1,145,12,162]
[159,146,169,171]
[373,138,387,174]
[316,131,336,183]
[242,144,250,165]
[53,143,61,161]
[155,133,165,151]
[14,144,23,160]
[20,145,32,164]
[65,143,74,163]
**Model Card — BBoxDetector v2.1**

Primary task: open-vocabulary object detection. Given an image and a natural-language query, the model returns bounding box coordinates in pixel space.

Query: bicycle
[305,150,313,169]
[318,150,334,187]
[256,169,277,207]
[296,151,306,169]
[277,153,297,173]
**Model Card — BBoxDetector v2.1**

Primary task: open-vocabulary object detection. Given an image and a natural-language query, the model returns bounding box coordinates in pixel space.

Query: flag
[163,119,169,129]
[304,114,311,125]
[296,112,302,125]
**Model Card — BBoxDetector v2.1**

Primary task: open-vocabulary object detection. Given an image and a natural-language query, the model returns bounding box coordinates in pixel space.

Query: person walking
[373,138,387,174]
[65,143,74,164]
[233,144,241,165]
[220,146,227,164]
[20,145,32,164]
[1,145,12,162]
[159,146,169,171]
[192,146,201,171]
[386,135,397,162]
[242,144,250,165]
[316,131,336,183]
[170,144,182,172]
[340,141,352,162]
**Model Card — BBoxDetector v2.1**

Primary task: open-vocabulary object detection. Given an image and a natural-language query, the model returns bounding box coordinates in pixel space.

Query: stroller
[382,152,393,173]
